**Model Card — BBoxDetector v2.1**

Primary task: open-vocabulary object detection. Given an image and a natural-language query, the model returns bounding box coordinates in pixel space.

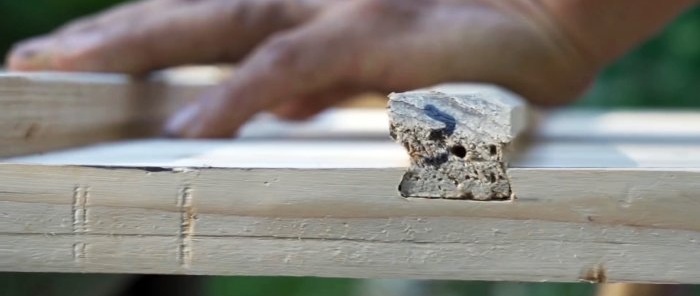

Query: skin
[5,0,697,138]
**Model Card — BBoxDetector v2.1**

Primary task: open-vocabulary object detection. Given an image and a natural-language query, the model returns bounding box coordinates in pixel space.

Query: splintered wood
[388,84,527,200]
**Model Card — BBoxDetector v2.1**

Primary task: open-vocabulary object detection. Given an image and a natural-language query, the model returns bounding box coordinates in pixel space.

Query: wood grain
[1,163,699,282]
[238,108,700,141]
[2,72,699,282]
[2,131,700,282]
[0,69,221,157]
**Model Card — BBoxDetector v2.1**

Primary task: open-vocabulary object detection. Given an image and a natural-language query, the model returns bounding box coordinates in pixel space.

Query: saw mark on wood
[72,185,88,234]
[177,184,196,268]
[72,185,89,262]
[72,242,86,263]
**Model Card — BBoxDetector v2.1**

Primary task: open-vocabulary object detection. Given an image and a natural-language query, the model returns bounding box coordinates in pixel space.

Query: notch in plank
[388,84,528,200]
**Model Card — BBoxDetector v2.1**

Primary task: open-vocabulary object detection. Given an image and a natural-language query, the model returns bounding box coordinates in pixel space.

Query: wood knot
[580,264,607,283]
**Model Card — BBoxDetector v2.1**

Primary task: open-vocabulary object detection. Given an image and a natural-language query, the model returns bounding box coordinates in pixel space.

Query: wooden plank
[4,68,698,158]
[10,138,700,169]
[4,68,700,159]
[0,68,384,158]
[8,70,700,282]
[0,68,223,157]
[3,122,700,282]
[238,108,700,141]
[536,110,700,140]
[0,162,699,282]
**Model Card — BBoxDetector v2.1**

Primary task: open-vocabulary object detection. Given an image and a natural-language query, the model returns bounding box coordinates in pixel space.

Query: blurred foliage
[207,276,359,296]
[578,6,700,107]
[0,1,699,296]
[205,277,598,296]
[0,1,698,108]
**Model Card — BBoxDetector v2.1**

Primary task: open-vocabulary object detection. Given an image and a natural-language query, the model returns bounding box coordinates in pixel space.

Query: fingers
[7,0,330,73]
[270,100,328,121]
[8,0,171,69]
[164,10,361,138]
[8,0,180,71]
[55,0,176,36]
[163,0,443,138]
[271,88,364,120]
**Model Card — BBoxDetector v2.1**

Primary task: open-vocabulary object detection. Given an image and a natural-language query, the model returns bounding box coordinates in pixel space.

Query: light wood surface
[239,108,700,141]
[0,159,699,282]
[10,138,700,169]
[0,69,224,158]
[0,68,385,158]
[4,68,695,156]
[2,107,700,282]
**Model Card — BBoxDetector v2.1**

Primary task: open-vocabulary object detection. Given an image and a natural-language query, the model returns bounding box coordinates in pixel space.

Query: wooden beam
[2,71,699,282]
[0,68,223,157]
[238,108,700,141]
[3,110,700,283]
[4,69,698,157]
[0,68,387,158]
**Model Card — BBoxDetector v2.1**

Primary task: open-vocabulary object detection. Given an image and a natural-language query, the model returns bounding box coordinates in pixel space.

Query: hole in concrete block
[450,145,467,158]
[489,145,497,156]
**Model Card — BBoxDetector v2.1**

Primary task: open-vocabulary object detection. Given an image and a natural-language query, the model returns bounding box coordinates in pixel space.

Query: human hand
[7,0,674,138]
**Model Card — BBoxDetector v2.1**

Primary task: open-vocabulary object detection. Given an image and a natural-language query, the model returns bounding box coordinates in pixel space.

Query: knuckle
[58,17,98,34]
[225,0,256,28]
[260,33,305,70]
[356,0,396,12]
[355,0,431,16]
[349,0,433,31]
[53,36,113,71]
[259,0,295,24]
[53,48,97,70]
[226,0,296,30]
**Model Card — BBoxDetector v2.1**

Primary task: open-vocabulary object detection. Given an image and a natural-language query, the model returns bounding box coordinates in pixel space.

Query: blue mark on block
[423,104,456,136]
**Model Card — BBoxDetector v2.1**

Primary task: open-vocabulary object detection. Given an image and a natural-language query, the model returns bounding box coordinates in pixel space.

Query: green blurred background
[1,1,698,108]
[0,1,699,296]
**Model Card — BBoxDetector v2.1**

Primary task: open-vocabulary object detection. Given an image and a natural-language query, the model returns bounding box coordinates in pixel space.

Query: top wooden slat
[4,69,700,158]
[0,69,225,157]
[3,88,700,282]
[238,108,700,141]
